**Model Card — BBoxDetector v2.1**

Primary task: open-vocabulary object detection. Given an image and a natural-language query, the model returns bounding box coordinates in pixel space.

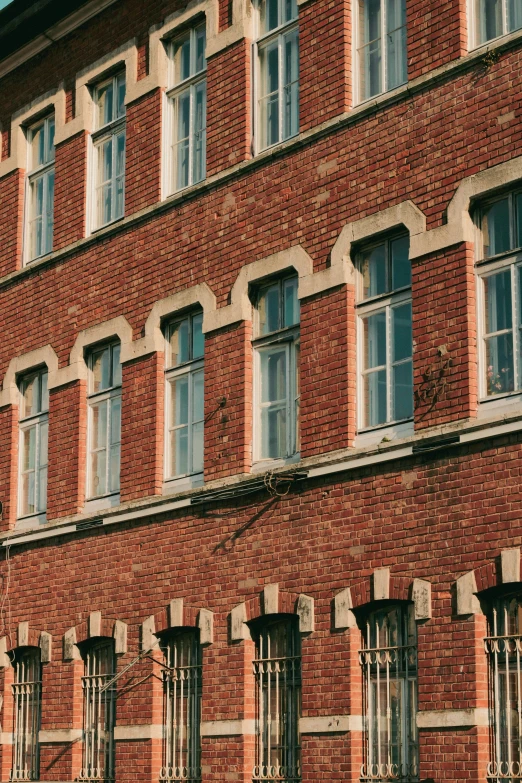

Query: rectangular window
[18,368,48,519]
[356,235,413,430]
[356,0,407,103]
[26,115,55,262]
[92,72,126,229]
[254,276,300,461]
[360,605,418,782]
[160,630,202,783]
[167,23,207,193]
[11,648,41,782]
[80,641,116,783]
[165,311,204,481]
[87,343,122,499]
[255,0,299,152]
[253,618,301,783]
[477,190,522,399]
[472,0,522,46]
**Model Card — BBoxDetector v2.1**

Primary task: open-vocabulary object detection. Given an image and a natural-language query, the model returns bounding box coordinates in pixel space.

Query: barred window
[79,640,116,782]
[253,617,301,783]
[11,648,42,781]
[160,630,202,783]
[485,593,522,780]
[359,604,418,782]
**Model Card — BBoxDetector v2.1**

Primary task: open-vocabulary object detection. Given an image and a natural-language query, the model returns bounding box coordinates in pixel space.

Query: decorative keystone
[0,637,9,668]
[88,611,102,638]
[262,584,279,615]
[114,620,127,654]
[230,602,250,642]
[297,594,314,634]
[456,571,481,616]
[40,632,52,663]
[334,587,357,630]
[18,622,29,647]
[198,609,214,646]
[501,549,520,584]
[141,615,156,653]
[412,579,432,621]
[372,568,390,601]
[168,598,184,628]
[63,627,80,661]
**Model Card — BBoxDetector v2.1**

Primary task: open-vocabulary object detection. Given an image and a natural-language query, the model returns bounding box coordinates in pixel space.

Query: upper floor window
[167,23,207,192]
[254,0,299,153]
[472,0,522,46]
[160,630,202,783]
[18,368,48,520]
[485,593,522,780]
[356,234,412,430]
[79,639,116,783]
[26,115,55,262]
[165,311,204,483]
[11,647,42,782]
[359,604,418,782]
[253,275,300,462]
[92,72,126,229]
[87,343,121,499]
[356,0,407,103]
[476,190,522,398]
[252,617,301,783]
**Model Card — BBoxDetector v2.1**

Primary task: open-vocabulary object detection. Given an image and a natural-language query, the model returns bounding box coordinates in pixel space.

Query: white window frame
[355,235,413,433]
[86,342,122,505]
[165,22,207,195]
[253,276,300,466]
[11,647,42,782]
[164,311,205,490]
[17,368,48,524]
[79,639,116,783]
[90,72,126,232]
[25,114,55,264]
[354,0,408,105]
[469,0,522,49]
[253,0,299,155]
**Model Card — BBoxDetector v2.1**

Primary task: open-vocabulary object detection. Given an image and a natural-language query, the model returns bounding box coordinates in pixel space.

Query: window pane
[47,118,55,162]
[283,277,299,326]
[283,29,299,140]
[171,427,189,475]
[195,26,207,73]
[363,311,386,369]
[91,449,107,496]
[258,283,281,334]
[22,426,36,473]
[30,122,45,168]
[363,369,387,427]
[174,90,191,189]
[171,376,189,426]
[112,344,122,387]
[168,318,190,366]
[483,198,511,257]
[386,0,407,89]
[173,33,192,83]
[359,0,382,99]
[91,347,111,392]
[41,372,49,412]
[109,445,120,493]
[484,270,512,334]
[193,80,207,184]
[97,80,114,126]
[110,396,121,445]
[259,41,280,149]
[192,313,204,359]
[45,170,55,255]
[284,0,298,23]
[91,400,108,451]
[516,193,522,250]
[392,302,412,363]
[193,370,204,422]
[391,235,410,290]
[262,406,287,458]
[260,0,280,34]
[393,360,413,420]
[192,421,204,474]
[21,375,39,418]
[261,347,287,403]
[116,73,126,119]
[508,0,522,30]
[485,333,514,394]
[360,243,386,298]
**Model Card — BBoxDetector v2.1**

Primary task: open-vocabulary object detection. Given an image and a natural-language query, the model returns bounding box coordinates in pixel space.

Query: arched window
[359,604,418,781]
[252,616,301,783]
[160,629,202,783]
[485,592,522,780]
[79,639,116,782]
[11,647,42,781]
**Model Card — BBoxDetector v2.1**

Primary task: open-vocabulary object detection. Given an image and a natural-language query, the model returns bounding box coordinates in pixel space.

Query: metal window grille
[486,594,522,780]
[359,605,418,782]
[11,648,41,781]
[253,617,301,783]
[160,630,202,783]
[79,641,116,782]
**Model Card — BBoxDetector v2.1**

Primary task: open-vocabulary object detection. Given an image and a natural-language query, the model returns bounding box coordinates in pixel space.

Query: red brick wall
[53,133,88,251]
[407,0,467,81]
[47,380,87,521]
[0,404,18,531]
[0,169,24,276]
[125,90,162,216]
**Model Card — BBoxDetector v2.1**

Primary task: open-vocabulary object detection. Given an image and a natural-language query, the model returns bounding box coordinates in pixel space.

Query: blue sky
[0,0,14,8]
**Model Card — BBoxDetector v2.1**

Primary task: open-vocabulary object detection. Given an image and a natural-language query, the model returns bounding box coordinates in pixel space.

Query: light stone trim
[501,548,520,583]
[416,708,489,729]
[114,724,163,741]
[40,631,52,663]
[0,732,13,746]
[63,627,81,661]
[333,587,357,630]
[372,568,390,601]
[262,583,279,615]
[18,621,29,647]
[0,637,9,668]
[141,615,158,653]
[141,601,214,649]
[297,594,314,634]
[456,570,482,616]
[114,620,128,654]
[412,579,432,621]
[88,611,102,638]
[230,602,251,642]
[334,575,432,626]
[64,614,128,659]
[168,598,184,628]
[201,719,255,737]
[198,608,214,646]
[39,728,83,743]
[0,345,59,408]
[299,715,363,733]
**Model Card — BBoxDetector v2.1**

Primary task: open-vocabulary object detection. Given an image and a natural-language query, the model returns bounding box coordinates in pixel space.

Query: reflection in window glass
[357,0,407,102]
[18,369,48,518]
[88,343,121,498]
[473,0,522,45]
[27,116,55,261]
[93,73,126,229]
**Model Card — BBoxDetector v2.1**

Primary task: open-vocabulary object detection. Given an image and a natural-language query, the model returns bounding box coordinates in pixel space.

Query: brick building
[0,0,521,781]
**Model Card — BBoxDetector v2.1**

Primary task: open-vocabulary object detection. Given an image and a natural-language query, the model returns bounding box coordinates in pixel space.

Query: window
[167,23,207,192]
[472,0,522,46]
[254,0,299,152]
[92,72,126,229]
[18,368,48,520]
[11,648,42,782]
[165,312,204,482]
[253,276,300,461]
[356,0,407,103]
[160,630,202,783]
[476,190,522,398]
[359,604,418,782]
[26,115,55,261]
[356,235,413,430]
[253,617,301,783]
[87,343,121,499]
[79,640,116,783]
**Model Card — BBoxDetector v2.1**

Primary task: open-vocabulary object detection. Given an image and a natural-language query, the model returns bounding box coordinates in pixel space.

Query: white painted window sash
[25,115,55,263]
[165,360,205,480]
[354,0,407,105]
[18,370,49,519]
[470,0,522,47]
[91,73,126,231]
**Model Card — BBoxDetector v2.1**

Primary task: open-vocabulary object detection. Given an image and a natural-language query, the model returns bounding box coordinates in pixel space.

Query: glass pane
[112,344,122,387]
[30,122,45,168]
[172,427,189,475]
[478,0,504,42]
[38,465,47,513]
[91,400,108,451]
[109,445,120,493]
[392,302,412,362]
[261,405,287,458]
[391,236,411,290]
[39,420,48,469]
[386,0,407,89]
[168,318,190,366]
[193,370,204,422]
[283,277,299,326]
[258,283,281,334]
[393,360,413,420]
[173,33,191,83]
[91,347,111,392]
[516,193,522,250]
[193,80,207,184]
[363,311,387,369]
[360,243,386,298]
[260,0,280,34]
[482,198,511,257]
[484,270,513,334]
[91,449,107,497]
[261,347,287,403]
[359,0,382,99]
[96,80,114,127]
[508,0,522,30]
[283,29,299,140]
[47,118,56,162]
[259,41,280,149]
[22,426,36,472]
[175,90,191,189]
[116,131,126,177]
[171,376,189,426]
[192,421,204,474]
[116,73,126,118]
[192,313,204,359]
[41,371,49,411]
[110,396,121,445]
[21,470,35,516]
[363,369,387,427]
[45,170,55,255]
[284,0,298,23]
[21,374,38,417]
[195,25,206,72]
[485,333,514,394]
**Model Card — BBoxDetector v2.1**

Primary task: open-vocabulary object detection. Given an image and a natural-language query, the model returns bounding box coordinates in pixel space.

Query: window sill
[84,493,120,512]
[90,215,125,235]
[251,453,301,474]
[163,474,204,494]
[355,420,414,448]
[24,250,54,268]
[15,512,47,530]
[477,392,522,419]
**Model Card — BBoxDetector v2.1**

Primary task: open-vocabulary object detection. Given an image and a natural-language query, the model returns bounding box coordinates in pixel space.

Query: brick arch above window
[230,583,315,642]
[140,597,214,653]
[0,622,52,666]
[333,568,432,630]
[63,610,128,661]
[456,547,521,616]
